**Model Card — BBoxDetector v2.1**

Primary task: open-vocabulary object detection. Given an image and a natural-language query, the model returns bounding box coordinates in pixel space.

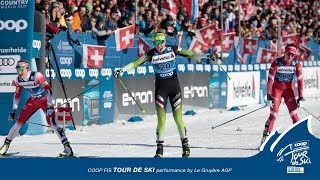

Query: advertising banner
[99,75,115,124]
[226,71,260,108]
[51,80,85,126]
[0,0,34,61]
[0,0,35,134]
[209,72,220,109]
[115,76,155,115]
[0,74,16,92]
[0,55,20,74]
[49,32,75,69]
[178,72,211,108]
[302,67,320,97]
[32,32,42,58]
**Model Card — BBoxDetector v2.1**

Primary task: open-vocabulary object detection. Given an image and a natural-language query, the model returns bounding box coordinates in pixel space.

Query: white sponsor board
[0,55,20,73]
[0,75,16,92]
[302,67,320,97]
[227,71,260,108]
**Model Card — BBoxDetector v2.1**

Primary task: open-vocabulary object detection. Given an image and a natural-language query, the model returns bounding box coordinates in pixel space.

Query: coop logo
[204,64,211,72]
[178,64,185,72]
[127,69,135,76]
[137,66,147,75]
[75,69,85,79]
[0,19,28,32]
[59,57,72,66]
[101,68,112,77]
[104,102,112,109]
[183,86,208,98]
[32,40,41,50]
[45,69,56,79]
[228,65,233,72]
[195,64,203,72]
[234,64,240,71]
[241,65,247,71]
[53,97,80,112]
[89,69,99,78]
[0,0,29,9]
[276,140,311,174]
[254,64,260,70]
[159,71,173,78]
[187,64,194,71]
[122,90,153,106]
[212,65,219,71]
[148,66,154,74]
[57,41,73,52]
[60,69,72,79]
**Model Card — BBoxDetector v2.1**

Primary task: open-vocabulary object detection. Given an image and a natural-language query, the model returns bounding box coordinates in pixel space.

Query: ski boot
[260,132,270,146]
[58,141,74,158]
[154,141,163,158]
[0,138,11,156]
[181,138,190,158]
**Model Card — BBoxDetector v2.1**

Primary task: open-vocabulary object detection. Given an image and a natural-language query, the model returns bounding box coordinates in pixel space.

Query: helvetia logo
[276,140,311,174]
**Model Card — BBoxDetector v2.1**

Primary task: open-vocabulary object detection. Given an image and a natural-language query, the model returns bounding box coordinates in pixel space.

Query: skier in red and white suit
[261,44,304,144]
[0,60,74,157]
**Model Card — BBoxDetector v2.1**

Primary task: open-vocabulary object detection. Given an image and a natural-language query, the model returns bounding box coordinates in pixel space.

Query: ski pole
[28,122,50,128]
[218,63,231,81]
[301,107,320,122]
[212,105,268,130]
[52,78,106,111]
[117,78,146,113]
[207,54,231,81]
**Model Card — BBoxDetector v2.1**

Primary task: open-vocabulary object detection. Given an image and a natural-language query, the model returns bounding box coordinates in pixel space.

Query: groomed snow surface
[1,97,319,158]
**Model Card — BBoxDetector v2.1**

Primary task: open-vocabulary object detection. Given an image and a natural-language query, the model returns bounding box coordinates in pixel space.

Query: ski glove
[207,53,219,62]
[113,69,123,78]
[296,97,305,107]
[8,109,16,122]
[46,105,55,117]
[267,94,274,108]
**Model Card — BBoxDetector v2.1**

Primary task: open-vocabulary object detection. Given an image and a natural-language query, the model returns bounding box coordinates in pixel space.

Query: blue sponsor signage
[0,0,35,135]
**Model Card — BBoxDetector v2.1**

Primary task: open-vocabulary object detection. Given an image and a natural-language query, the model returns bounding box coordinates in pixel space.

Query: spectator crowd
[35,0,319,43]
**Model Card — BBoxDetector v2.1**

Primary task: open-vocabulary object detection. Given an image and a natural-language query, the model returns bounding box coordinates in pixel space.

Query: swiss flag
[222,32,236,51]
[195,25,219,46]
[282,33,300,47]
[188,38,209,53]
[82,44,106,68]
[296,46,305,60]
[269,39,277,51]
[138,36,150,57]
[297,45,312,61]
[115,25,135,51]
[243,38,258,54]
[161,0,179,19]
[256,48,277,63]
[240,1,257,20]
[299,36,308,46]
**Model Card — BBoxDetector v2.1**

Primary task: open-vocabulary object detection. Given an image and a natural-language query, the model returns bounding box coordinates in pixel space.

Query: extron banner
[226,71,260,108]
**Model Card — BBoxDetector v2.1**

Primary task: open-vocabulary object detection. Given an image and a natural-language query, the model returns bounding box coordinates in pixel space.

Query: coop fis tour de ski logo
[276,140,311,174]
